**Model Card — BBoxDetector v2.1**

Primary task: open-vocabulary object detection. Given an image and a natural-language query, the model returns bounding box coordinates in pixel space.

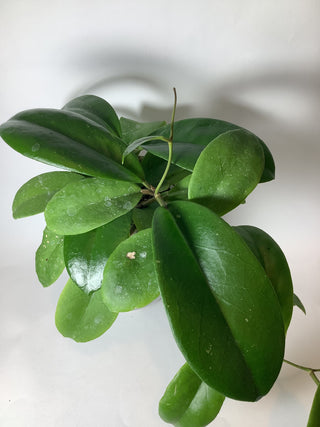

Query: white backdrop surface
[0,1,320,426]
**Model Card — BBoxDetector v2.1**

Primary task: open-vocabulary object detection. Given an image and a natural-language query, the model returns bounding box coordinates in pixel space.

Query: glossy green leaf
[45,178,141,235]
[152,201,285,401]
[234,225,293,331]
[293,293,306,314]
[188,129,265,215]
[102,228,159,312]
[120,117,166,144]
[307,384,320,427]
[132,202,158,231]
[159,363,225,427]
[0,107,143,183]
[63,94,121,137]
[12,171,84,219]
[55,279,117,342]
[141,152,189,188]
[64,214,132,294]
[165,175,191,202]
[153,118,274,182]
[122,135,169,163]
[35,227,64,287]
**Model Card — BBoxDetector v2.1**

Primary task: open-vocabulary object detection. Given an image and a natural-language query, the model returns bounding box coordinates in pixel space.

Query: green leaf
[63,94,122,137]
[45,178,141,235]
[152,201,285,401]
[159,363,225,427]
[307,384,320,427]
[55,279,117,342]
[132,202,158,231]
[102,228,159,312]
[293,293,306,314]
[35,227,64,287]
[120,117,166,144]
[141,152,189,188]
[234,225,294,331]
[122,135,169,163]
[0,107,143,183]
[12,171,84,219]
[164,175,191,202]
[64,214,132,294]
[153,118,274,182]
[188,129,265,215]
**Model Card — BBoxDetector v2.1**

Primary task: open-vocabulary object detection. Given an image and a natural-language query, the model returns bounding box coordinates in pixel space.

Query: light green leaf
[159,363,225,427]
[63,94,121,137]
[120,117,166,144]
[188,129,265,215]
[45,177,141,235]
[234,225,294,331]
[64,214,131,294]
[307,384,320,427]
[152,201,285,401]
[55,279,117,342]
[36,227,64,287]
[12,171,84,219]
[102,228,159,312]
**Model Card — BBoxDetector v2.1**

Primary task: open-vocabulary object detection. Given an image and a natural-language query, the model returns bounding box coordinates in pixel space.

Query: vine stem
[154,88,177,207]
[284,359,320,386]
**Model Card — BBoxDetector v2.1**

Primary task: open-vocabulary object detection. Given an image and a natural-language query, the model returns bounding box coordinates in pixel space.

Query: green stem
[284,359,320,386]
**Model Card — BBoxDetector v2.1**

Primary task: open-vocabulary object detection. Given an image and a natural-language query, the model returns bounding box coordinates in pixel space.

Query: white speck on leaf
[140,252,147,259]
[126,251,136,260]
[31,143,40,152]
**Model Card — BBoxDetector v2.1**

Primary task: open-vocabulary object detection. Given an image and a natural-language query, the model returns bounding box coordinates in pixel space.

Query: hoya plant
[1,90,319,426]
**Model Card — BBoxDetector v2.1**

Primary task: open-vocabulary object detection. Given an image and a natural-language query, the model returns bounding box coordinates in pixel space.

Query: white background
[0,1,320,426]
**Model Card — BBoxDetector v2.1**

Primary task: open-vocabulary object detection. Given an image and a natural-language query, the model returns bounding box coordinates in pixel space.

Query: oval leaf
[159,363,225,427]
[307,384,320,427]
[36,227,64,287]
[45,178,141,235]
[102,228,159,312]
[12,171,84,219]
[55,279,117,342]
[188,129,265,215]
[152,201,285,401]
[234,226,293,331]
[63,94,121,136]
[120,117,166,144]
[64,214,132,294]
[153,118,274,182]
[0,108,143,182]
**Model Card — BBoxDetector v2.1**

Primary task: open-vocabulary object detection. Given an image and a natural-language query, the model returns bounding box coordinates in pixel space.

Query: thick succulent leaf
[293,293,306,314]
[62,95,121,137]
[141,152,189,188]
[55,279,117,342]
[0,108,143,183]
[122,135,169,162]
[159,363,225,427]
[132,202,158,231]
[102,228,159,312]
[153,118,274,182]
[188,129,265,215]
[36,227,64,287]
[45,178,141,235]
[165,175,191,202]
[234,225,293,331]
[64,214,132,294]
[12,171,84,219]
[120,117,166,144]
[307,384,320,427]
[152,201,285,401]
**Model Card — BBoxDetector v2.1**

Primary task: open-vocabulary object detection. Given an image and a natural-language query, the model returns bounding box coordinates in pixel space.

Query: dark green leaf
[63,94,121,137]
[293,293,306,314]
[45,178,141,235]
[102,228,159,312]
[122,135,169,163]
[159,363,225,427]
[64,214,132,293]
[55,279,117,342]
[307,384,320,427]
[0,108,143,183]
[164,175,191,202]
[188,129,265,215]
[153,118,274,182]
[132,202,158,231]
[12,171,84,219]
[152,201,285,401]
[35,227,64,287]
[120,117,166,144]
[234,225,293,331]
